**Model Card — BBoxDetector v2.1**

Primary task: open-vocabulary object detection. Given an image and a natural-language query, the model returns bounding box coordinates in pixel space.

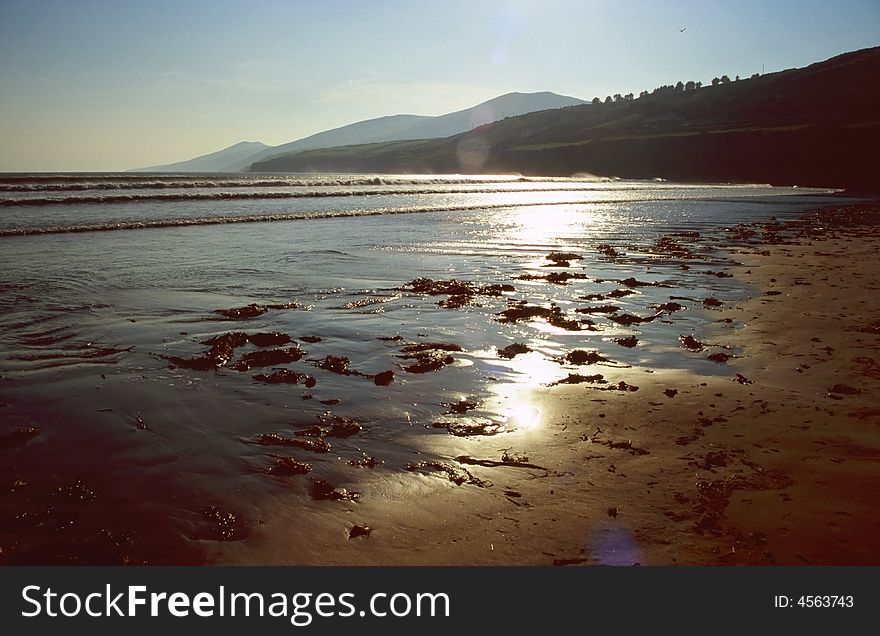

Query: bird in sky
[680,27,687,32]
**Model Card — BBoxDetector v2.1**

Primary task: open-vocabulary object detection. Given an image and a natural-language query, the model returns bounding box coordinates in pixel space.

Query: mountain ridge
[131,91,584,173]
[133,141,269,173]
[247,47,880,189]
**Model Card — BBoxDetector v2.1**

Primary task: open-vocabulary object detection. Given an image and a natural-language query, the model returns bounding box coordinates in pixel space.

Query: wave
[0,188,832,237]
[0,198,614,237]
[0,175,544,192]
[0,185,617,207]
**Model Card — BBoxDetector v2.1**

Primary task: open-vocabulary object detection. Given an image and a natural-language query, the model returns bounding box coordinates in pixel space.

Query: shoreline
[220,205,880,566]
[2,197,878,566]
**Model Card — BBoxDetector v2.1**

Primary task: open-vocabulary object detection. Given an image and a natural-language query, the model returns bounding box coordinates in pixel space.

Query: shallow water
[0,173,846,563]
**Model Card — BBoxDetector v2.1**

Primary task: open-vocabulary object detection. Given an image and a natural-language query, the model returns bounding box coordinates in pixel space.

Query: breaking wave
[0,174,541,192]
[0,199,606,236]
[0,185,627,207]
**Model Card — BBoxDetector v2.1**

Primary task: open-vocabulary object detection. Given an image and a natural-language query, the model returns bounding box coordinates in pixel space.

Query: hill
[249,47,880,189]
[132,141,270,173]
[131,92,584,173]
[245,91,584,165]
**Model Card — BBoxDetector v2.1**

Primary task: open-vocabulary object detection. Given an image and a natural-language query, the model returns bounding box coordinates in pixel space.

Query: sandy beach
[2,185,878,566]
[221,205,880,566]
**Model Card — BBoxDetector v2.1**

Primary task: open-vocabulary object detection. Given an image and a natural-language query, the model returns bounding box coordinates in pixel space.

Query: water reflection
[508,204,599,246]
[500,396,541,431]
[0,177,845,563]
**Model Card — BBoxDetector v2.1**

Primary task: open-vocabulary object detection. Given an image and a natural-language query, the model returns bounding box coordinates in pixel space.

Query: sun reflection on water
[503,400,541,431]
[503,349,562,385]
[482,349,564,432]
[507,204,594,245]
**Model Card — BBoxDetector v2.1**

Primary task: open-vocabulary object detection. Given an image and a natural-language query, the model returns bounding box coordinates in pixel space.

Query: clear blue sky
[1,0,877,171]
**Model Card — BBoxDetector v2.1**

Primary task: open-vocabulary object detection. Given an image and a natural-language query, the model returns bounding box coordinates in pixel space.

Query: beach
[0,176,876,565]
[217,205,880,566]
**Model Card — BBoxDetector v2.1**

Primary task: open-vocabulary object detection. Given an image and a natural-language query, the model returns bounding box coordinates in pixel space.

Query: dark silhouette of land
[132,92,583,173]
[250,47,880,189]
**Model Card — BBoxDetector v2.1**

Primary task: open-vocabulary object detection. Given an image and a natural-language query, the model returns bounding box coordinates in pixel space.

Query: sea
[0,172,849,563]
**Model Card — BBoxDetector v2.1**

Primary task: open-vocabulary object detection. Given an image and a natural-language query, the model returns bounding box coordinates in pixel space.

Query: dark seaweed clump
[265,457,312,476]
[311,479,360,502]
[253,369,316,387]
[545,251,582,267]
[496,301,582,331]
[252,432,331,453]
[680,335,704,352]
[213,302,298,320]
[403,277,513,309]
[162,331,304,371]
[232,347,306,371]
[562,350,609,365]
[615,336,639,348]
[398,342,462,374]
[498,342,531,359]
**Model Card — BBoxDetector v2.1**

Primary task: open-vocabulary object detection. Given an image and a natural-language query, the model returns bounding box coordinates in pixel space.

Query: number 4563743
[797,596,854,608]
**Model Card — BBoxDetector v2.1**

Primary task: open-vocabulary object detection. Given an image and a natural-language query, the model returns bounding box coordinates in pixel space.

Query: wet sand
[2,196,878,565]
[226,206,880,566]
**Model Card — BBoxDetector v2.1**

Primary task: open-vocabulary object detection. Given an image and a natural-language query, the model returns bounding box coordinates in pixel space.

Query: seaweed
[432,420,506,436]
[496,301,581,330]
[213,302,298,320]
[614,336,639,348]
[265,457,312,476]
[548,373,607,386]
[311,479,360,502]
[497,342,531,359]
[373,370,395,386]
[399,342,462,374]
[680,335,704,351]
[232,347,306,371]
[609,313,658,326]
[403,277,513,308]
[251,433,330,453]
[561,350,610,365]
[253,369,316,387]
[349,525,373,539]
[406,461,490,487]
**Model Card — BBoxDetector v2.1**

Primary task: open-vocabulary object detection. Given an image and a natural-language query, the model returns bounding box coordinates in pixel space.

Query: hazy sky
[1,0,878,171]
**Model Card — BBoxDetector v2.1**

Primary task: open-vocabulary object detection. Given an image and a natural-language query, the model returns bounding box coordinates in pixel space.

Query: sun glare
[508,204,591,244]
[504,400,541,430]
[483,350,563,432]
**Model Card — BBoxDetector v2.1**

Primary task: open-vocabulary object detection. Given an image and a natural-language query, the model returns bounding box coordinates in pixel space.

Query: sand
[4,198,878,566]
[230,211,880,565]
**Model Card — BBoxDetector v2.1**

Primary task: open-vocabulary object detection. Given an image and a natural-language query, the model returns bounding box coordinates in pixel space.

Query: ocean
[0,173,845,563]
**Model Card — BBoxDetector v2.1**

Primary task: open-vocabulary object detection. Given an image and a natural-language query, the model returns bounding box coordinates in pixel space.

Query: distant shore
[225,202,880,565]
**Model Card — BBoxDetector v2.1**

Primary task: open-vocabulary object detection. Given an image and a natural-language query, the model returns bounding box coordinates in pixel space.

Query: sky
[1,0,878,171]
